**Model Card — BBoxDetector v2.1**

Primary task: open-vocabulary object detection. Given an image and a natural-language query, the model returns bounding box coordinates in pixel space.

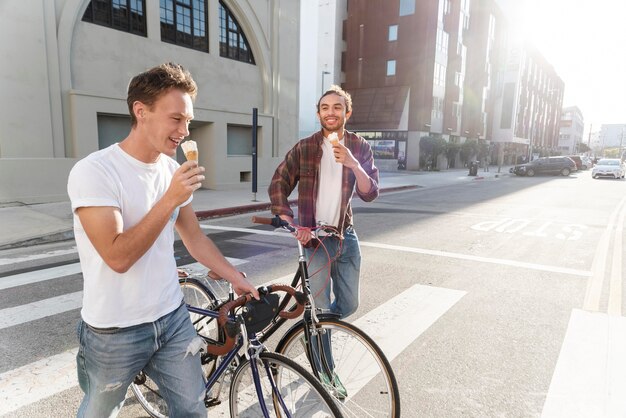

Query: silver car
[591,158,625,179]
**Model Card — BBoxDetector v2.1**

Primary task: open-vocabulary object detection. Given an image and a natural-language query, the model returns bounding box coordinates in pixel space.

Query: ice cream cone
[181,140,198,162]
[328,132,340,147]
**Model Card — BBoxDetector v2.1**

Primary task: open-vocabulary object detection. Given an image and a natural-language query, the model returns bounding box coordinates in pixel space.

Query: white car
[591,158,625,179]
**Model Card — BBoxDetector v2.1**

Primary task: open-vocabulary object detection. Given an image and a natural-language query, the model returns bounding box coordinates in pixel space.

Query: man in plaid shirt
[269,85,379,320]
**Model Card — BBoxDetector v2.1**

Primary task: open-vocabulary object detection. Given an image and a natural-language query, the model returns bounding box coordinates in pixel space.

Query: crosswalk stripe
[0,262,82,290]
[541,309,626,417]
[0,292,83,330]
[0,247,77,266]
[354,284,465,361]
[0,348,79,415]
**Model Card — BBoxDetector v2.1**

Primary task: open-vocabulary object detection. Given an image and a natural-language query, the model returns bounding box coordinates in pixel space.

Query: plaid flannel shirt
[269,130,379,233]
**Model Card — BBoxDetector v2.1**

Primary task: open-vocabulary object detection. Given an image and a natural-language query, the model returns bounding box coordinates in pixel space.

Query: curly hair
[127,62,197,127]
[317,84,353,113]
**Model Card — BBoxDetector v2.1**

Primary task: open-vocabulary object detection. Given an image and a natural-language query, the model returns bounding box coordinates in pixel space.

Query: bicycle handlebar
[204,284,306,356]
[251,215,296,232]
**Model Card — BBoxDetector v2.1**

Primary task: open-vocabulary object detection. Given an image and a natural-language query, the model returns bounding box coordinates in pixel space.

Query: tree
[420,136,447,170]
[460,139,478,165]
[445,142,461,168]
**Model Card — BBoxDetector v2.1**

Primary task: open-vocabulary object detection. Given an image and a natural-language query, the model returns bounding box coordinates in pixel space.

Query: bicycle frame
[186,304,279,416]
[254,238,339,382]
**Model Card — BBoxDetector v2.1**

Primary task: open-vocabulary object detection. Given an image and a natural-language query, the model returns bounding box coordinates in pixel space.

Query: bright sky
[497,0,626,134]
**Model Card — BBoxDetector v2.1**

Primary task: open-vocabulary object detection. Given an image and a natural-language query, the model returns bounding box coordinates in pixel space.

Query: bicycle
[171,216,400,417]
[130,284,343,418]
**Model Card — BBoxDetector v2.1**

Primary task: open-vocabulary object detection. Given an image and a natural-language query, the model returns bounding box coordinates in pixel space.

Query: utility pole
[619,127,624,161]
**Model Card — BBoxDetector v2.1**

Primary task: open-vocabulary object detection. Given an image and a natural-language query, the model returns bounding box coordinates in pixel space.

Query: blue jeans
[75,302,206,418]
[305,226,361,319]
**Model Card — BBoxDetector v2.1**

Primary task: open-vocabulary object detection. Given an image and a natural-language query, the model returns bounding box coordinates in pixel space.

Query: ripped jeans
[76,302,206,418]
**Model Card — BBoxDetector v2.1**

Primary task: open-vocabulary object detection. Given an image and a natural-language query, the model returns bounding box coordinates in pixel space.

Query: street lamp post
[321,71,331,96]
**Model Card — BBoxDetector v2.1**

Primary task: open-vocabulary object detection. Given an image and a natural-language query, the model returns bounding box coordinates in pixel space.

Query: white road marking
[0,262,82,290]
[0,292,83,330]
[0,247,77,266]
[583,196,626,311]
[0,348,79,416]
[541,309,626,418]
[360,241,591,277]
[200,224,286,236]
[607,200,625,316]
[353,284,465,360]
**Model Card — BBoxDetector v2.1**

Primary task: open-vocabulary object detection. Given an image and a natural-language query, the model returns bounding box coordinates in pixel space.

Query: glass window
[388,25,398,41]
[399,0,415,16]
[82,0,147,36]
[387,60,396,76]
[160,0,208,52]
[219,1,255,64]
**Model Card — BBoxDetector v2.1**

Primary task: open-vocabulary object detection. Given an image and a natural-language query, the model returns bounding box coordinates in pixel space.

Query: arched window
[218,1,255,64]
[160,0,209,52]
[82,0,147,36]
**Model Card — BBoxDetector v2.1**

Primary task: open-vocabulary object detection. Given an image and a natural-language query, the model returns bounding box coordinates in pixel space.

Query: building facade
[489,42,564,163]
[340,0,564,169]
[557,106,584,155]
[0,0,299,204]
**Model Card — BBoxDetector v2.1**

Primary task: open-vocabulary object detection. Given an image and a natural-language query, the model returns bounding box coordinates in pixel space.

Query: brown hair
[317,84,353,113]
[127,62,198,127]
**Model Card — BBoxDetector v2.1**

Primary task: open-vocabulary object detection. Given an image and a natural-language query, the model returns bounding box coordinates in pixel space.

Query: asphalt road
[2,169,625,417]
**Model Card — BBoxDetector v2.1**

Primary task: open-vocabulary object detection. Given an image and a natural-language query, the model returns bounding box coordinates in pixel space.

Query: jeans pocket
[86,323,122,335]
[76,319,84,343]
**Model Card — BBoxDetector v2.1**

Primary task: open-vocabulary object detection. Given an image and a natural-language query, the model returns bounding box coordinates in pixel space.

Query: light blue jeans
[75,302,206,418]
[305,226,361,319]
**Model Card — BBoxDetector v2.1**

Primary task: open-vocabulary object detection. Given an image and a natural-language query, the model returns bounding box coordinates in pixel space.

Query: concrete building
[557,106,584,155]
[490,42,564,163]
[0,0,299,204]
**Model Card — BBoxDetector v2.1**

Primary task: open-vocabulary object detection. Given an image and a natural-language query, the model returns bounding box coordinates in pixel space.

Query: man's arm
[75,161,202,273]
[268,147,299,219]
[175,204,259,299]
[333,139,379,200]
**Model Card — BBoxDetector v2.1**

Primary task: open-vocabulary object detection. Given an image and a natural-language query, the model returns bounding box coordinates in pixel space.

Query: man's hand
[332,142,359,169]
[279,215,313,245]
[166,161,205,206]
[230,273,260,299]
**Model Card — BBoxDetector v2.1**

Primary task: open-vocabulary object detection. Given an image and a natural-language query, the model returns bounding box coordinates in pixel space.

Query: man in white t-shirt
[67,63,258,417]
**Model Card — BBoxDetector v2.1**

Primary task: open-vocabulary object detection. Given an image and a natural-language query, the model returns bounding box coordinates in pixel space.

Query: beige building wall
[0,0,300,204]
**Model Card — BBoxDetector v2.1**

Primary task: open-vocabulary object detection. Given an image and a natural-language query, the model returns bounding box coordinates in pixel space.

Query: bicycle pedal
[205,398,221,407]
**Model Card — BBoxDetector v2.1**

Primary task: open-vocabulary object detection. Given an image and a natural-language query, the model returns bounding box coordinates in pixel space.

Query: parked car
[509,156,577,177]
[580,156,593,170]
[566,155,583,171]
[591,158,625,179]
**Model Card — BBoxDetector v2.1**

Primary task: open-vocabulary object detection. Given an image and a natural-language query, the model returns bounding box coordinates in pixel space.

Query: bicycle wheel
[276,318,400,418]
[130,371,168,418]
[130,278,219,417]
[229,351,343,418]
[178,278,220,339]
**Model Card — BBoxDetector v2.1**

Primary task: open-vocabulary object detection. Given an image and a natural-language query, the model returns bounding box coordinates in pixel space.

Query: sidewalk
[0,167,511,250]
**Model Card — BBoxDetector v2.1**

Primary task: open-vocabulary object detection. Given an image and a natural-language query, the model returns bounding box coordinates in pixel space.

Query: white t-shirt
[67,144,189,328]
[315,136,343,227]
